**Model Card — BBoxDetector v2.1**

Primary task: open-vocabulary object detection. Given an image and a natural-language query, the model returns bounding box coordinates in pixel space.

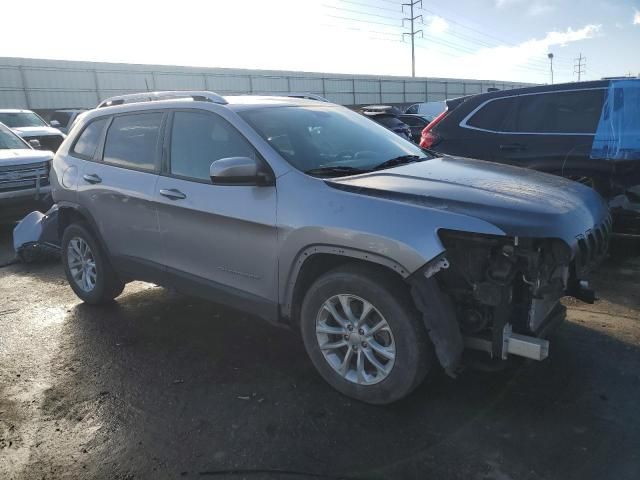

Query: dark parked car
[360,105,412,141]
[420,79,640,234]
[399,114,431,143]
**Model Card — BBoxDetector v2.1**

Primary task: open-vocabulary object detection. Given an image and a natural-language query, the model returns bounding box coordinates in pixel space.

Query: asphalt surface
[1,226,639,480]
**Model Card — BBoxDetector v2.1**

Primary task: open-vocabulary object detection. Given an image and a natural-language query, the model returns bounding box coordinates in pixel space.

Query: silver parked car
[51,91,609,404]
[0,122,53,224]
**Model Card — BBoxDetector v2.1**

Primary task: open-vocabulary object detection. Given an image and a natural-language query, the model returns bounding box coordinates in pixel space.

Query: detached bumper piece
[13,205,60,263]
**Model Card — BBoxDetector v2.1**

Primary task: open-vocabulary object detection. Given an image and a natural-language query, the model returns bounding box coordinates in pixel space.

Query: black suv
[420,79,640,234]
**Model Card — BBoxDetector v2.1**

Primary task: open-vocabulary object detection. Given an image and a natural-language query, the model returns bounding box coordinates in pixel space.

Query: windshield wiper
[305,166,370,177]
[372,155,426,171]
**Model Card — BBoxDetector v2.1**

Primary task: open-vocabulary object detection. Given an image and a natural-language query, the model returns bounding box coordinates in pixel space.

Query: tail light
[420,109,448,149]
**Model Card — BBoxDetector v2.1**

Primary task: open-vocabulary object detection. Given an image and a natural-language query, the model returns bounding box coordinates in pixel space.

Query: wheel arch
[281,246,410,326]
[57,202,111,258]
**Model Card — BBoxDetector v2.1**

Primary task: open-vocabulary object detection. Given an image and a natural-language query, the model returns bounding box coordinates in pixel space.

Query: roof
[224,95,332,108]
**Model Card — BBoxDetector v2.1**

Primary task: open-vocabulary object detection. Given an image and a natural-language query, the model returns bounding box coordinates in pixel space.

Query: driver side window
[170,111,256,182]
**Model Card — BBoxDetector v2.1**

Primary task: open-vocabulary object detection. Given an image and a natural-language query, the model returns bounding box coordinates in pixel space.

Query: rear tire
[300,264,431,405]
[61,223,124,304]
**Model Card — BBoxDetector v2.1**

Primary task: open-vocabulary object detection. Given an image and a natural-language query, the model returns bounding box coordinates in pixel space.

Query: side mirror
[209,156,273,186]
[49,119,61,128]
[28,139,41,149]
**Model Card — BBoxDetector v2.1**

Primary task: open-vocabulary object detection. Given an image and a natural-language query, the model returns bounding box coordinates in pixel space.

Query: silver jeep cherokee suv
[51,91,609,404]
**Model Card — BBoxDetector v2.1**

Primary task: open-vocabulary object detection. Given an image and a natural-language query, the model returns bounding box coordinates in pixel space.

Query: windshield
[238,105,428,174]
[0,124,29,149]
[0,111,48,128]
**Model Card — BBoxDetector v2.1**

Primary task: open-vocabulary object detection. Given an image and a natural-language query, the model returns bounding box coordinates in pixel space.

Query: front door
[155,110,278,316]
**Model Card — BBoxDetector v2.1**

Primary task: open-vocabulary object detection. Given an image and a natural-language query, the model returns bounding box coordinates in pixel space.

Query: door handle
[499,143,527,151]
[159,188,187,200]
[82,173,102,184]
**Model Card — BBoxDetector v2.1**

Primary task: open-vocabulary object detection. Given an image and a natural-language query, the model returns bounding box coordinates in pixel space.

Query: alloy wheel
[315,294,396,385]
[67,237,97,292]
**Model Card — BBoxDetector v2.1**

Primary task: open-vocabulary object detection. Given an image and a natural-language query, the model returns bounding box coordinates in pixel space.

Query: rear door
[77,111,165,281]
[155,109,278,313]
[494,88,606,174]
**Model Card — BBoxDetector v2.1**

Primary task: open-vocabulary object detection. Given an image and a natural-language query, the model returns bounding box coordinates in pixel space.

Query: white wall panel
[97,72,152,91]
[354,93,381,104]
[0,57,535,110]
[325,92,355,104]
[154,73,205,90]
[290,77,323,92]
[405,81,426,94]
[29,90,98,109]
[381,93,404,103]
[0,90,28,108]
[0,67,23,88]
[251,76,288,92]
[405,93,426,102]
[354,80,378,93]
[325,79,353,93]
[206,75,251,92]
[24,69,94,89]
[381,81,403,93]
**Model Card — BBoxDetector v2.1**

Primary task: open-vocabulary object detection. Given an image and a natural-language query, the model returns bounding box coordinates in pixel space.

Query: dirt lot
[1,227,639,480]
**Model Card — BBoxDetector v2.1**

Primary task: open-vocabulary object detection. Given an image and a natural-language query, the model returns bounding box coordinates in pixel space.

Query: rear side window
[103,113,163,171]
[405,104,418,114]
[169,111,256,181]
[72,118,108,159]
[467,97,517,131]
[515,89,605,134]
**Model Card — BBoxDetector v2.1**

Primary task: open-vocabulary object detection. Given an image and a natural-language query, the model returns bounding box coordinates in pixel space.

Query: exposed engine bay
[410,221,611,374]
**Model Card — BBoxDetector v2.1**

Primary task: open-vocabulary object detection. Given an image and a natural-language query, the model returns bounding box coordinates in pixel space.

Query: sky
[1,0,639,84]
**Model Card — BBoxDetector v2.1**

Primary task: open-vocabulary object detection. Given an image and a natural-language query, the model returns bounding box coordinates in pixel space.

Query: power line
[324,2,566,79]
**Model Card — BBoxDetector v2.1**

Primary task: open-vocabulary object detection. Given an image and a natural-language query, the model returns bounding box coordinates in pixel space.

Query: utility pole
[402,1,423,77]
[574,53,586,82]
[547,53,554,84]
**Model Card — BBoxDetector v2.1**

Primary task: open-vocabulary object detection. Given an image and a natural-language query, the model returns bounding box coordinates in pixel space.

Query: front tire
[300,264,431,405]
[61,223,124,304]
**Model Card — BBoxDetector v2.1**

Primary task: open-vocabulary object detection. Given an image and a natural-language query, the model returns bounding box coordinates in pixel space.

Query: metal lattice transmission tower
[402,0,424,77]
[574,53,586,82]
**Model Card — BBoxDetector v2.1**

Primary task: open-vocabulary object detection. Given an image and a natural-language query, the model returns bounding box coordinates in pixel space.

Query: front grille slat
[0,162,49,193]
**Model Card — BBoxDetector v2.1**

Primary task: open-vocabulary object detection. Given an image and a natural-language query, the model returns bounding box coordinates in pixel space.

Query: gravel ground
[1,227,639,480]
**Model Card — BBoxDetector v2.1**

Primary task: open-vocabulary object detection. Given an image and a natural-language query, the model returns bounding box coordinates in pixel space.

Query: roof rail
[97,91,228,108]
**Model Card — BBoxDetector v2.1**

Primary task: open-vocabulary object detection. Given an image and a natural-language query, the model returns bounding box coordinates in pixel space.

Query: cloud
[527,3,556,16]
[634,9,640,25]
[427,16,449,35]
[495,0,519,7]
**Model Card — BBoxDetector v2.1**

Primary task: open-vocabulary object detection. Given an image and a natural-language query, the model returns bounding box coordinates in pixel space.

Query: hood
[13,126,64,138]
[0,148,53,167]
[327,156,609,246]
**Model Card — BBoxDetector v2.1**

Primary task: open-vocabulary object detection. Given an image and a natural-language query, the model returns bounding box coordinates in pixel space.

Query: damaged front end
[411,217,611,374]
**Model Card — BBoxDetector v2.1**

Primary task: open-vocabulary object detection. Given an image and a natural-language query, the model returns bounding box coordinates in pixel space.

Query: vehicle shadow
[31,284,640,480]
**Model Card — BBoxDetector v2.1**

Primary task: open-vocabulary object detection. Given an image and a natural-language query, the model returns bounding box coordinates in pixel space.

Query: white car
[0,122,53,224]
[0,109,66,152]
[404,101,447,118]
